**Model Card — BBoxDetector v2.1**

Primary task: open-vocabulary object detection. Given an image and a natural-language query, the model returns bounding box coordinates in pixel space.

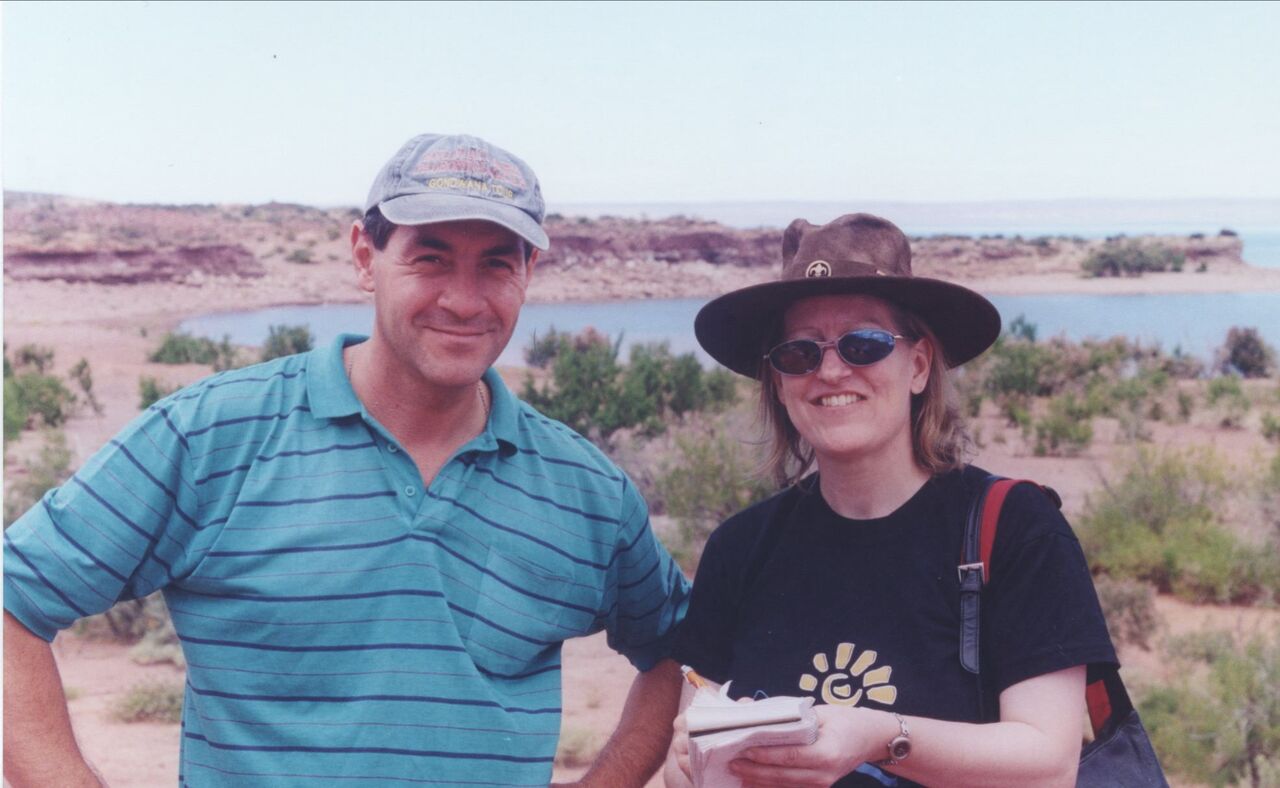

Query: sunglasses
[765,328,905,376]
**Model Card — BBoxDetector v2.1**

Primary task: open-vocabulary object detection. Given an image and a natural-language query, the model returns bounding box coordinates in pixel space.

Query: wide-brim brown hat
[695,213,1001,378]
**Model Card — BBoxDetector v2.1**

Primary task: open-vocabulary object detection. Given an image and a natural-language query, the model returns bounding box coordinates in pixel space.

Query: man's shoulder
[503,398,626,486]
[149,351,313,429]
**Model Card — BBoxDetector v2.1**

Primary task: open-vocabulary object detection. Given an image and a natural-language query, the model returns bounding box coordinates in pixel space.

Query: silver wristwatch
[880,712,911,766]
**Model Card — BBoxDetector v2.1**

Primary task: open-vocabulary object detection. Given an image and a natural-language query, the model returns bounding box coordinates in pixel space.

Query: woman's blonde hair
[758,299,971,488]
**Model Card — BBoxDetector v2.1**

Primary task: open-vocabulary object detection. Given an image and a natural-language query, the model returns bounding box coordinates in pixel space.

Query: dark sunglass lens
[837,330,895,365]
[770,340,822,375]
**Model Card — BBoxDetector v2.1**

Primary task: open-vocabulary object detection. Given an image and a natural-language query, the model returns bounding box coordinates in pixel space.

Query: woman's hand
[727,705,892,787]
[663,711,694,787]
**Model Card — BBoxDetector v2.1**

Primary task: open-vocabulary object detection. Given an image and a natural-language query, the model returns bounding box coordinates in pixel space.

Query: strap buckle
[957,562,985,584]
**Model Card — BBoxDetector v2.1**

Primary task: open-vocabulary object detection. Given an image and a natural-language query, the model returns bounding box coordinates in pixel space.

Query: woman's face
[774,294,932,469]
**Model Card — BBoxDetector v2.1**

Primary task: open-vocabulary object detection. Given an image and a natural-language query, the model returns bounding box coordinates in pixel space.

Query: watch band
[879,712,911,766]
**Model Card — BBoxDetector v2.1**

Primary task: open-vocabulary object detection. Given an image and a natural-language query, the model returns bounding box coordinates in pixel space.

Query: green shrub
[285,248,314,264]
[138,376,180,410]
[655,425,774,568]
[1078,448,1275,603]
[261,324,313,361]
[523,329,626,440]
[11,373,76,428]
[14,344,55,373]
[1208,375,1251,427]
[68,358,104,416]
[3,430,73,527]
[1263,413,1280,443]
[1221,327,1276,378]
[1092,576,1158,650]
[112,681,184,724]
[149,332,222,365]
[4,376,27,444]
[125,594,184,667]
[1033,393,1094,456]
[522,330,738,444]
[1176,389,1196,422]
[1140,631,1280,786]
[554,725,601,768]
[1081,242,1186,277]
[524,326,571,368]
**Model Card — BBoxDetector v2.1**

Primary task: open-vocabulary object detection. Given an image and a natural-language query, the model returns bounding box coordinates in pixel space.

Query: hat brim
[379,193,550,250]
[695,276,1001,378]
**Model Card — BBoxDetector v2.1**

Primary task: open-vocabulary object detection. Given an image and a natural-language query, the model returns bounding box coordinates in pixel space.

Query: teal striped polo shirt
[4,334,690,787]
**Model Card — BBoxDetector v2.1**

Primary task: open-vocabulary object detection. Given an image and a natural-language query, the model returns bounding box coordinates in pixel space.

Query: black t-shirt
[671,465,1117,787]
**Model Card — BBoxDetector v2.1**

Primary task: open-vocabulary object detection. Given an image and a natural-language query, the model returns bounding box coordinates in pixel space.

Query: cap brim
[695,276,1002,377]
[379,193,550,250]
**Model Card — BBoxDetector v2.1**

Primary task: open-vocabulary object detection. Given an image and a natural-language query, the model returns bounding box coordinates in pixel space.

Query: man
[4,133,690,787]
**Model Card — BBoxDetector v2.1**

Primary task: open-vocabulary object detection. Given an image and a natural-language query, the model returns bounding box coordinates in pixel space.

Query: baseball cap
[364,133,549,250]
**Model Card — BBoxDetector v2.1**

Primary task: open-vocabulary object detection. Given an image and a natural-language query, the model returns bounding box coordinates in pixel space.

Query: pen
[682,665,707,689]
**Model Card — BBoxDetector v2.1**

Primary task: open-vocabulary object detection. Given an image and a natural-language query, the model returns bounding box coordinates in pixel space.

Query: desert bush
[1263,413,1280,443]
[1177,389,1196,422]
[138,376,180,410]
[112,681,184,724]
[285,247,314,264]
[10,372,76,429]
[127,594,184,668]
[523,328,626,439]
[1092,576,1158,650]
[68,358,104,416]
[4,373,27,444]
[1220,327,1277,379]
[14,343,55,373]
[555,725,600,768]
[1079,448,1275,604]
[149,332,222,365]
[1081,242,1185,277]
[3,430,73,527]
[261,324,313,361]
[524,326,571,368]
[1208,375,1251,428]
[1033,393,1094,456]
[523,330,736,444]
[1007,313,1038,342]
[1140,631,1280,786]
[655,424,774,567]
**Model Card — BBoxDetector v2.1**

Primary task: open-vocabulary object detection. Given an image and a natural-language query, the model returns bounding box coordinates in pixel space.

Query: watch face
[889,736,911,760]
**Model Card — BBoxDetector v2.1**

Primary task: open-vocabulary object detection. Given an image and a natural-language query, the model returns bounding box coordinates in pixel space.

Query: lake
[179,291,1280,368]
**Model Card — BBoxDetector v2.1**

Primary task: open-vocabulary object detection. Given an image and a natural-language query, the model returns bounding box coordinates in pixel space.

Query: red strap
[1085,679,1111,736]
[979,479,1022,586]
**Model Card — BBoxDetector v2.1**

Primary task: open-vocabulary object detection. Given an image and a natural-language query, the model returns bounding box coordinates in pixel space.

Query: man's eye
[413,255,444,265]
[487,258,517,271]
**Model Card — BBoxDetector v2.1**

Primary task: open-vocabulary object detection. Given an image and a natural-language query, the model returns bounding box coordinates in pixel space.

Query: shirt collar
[307,333,366,419]
[307,332,518,456]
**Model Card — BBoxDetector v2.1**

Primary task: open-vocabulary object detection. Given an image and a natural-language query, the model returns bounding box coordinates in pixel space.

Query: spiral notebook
[685,677,819,788]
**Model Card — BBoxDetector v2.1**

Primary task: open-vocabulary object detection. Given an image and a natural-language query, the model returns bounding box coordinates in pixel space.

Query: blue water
[178,292,1280,368]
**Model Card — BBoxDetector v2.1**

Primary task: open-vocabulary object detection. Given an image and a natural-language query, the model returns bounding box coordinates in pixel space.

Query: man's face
[352,218,536,391]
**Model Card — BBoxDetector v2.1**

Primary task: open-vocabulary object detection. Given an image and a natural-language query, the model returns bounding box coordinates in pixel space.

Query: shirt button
[387,443,399,453]
[404,486,416,497]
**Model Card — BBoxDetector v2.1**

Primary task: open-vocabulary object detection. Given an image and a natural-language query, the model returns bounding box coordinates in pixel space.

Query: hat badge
[805,260,832,278]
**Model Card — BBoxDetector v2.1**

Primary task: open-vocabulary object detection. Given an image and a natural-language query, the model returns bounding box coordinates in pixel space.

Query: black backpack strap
[959,475,1061,718]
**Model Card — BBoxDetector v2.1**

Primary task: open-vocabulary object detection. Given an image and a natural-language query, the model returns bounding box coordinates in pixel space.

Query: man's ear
[910,337,933,395]
[524,248,539,284]
[351,222,375,293]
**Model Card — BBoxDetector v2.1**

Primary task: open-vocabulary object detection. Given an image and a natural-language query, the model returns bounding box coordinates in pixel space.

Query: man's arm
[559,658,683,788]
[3,611,102,787]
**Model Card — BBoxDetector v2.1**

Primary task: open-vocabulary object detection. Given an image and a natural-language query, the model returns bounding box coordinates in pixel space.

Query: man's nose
[437,270,486,319]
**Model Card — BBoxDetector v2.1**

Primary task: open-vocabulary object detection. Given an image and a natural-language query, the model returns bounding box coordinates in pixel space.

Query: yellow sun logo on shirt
[797,642,897,707]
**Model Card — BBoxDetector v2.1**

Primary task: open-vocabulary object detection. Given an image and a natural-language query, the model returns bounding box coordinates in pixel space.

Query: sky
[3,1,1279,209]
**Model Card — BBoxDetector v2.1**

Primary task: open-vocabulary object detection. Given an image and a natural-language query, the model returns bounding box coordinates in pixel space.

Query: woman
[666,214,1116,787]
